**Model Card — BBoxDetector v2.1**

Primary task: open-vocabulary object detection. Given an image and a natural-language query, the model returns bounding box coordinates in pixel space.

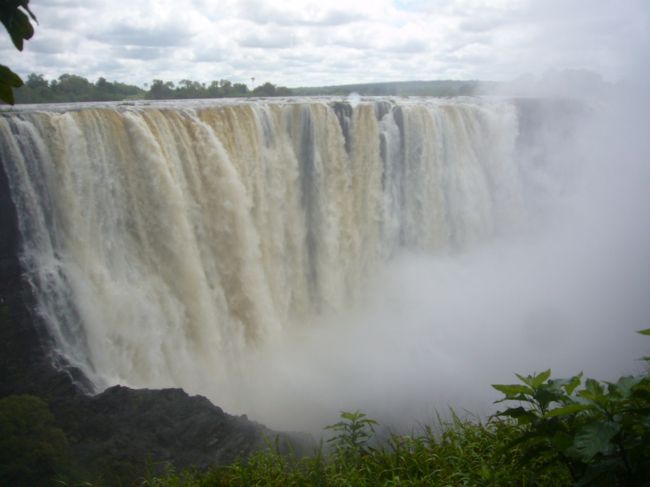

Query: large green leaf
[0,0,37,51]
[13,1,37,21]
[514,369,552,389]
[0,64,22,86]
[496,406,536,425]
[637,328,650,336]
[579,379,607,407]
[492,384,532,397]
[608,375,644,400]
[563,373,583,395]
[535,384,566,409]
[573,421,620,461]
[532,369,552,388]
[551,430,574,452]
[545,403,592,418]
[0,64,23,104]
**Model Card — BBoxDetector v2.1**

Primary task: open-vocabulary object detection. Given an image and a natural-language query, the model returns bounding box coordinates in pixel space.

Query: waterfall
[0,97,525,393]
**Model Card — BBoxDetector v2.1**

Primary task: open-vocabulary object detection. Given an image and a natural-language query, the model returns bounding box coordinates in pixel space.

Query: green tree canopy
[0,395,70,486]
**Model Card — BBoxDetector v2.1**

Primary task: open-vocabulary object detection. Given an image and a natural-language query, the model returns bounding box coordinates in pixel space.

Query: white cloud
[239,28,297,49]
[2,0,646,87]
[236,0,366,26]
[90,23,195,47]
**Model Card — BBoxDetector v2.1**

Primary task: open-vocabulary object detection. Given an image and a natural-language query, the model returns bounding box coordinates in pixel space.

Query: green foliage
[0,64,23,104]
[251,81,291,97]
[0,394,71,486]
[492,364,650,485]
[12,73,292,103]
[143,411,567,486]
[0,0,36,104]
[144,78,290,100]
[15,73,145,103]
[325,410,377,460]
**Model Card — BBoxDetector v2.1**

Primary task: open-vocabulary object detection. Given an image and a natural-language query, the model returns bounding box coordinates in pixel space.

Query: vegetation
[1,331,648,486]
[10,75,508,104]
[140,412,564,486]
[0,0,37,104]
[13,75,496,103]
[139,329,650,487]
[11,73,293,104]
[14,73,144,103]
[492,370,650,485]
[0,395,70,486]
[145,79,291,100]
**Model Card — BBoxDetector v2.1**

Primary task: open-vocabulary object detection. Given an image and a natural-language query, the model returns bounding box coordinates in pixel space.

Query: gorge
[1,95,648,474]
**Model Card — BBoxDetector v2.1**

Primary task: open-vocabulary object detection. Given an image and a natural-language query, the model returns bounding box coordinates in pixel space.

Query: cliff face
[0,153,65,399]
[0,158,299,484]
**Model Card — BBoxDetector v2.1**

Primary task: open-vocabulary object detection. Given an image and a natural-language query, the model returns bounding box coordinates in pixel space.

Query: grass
[142,328,650,487]
[140,412,572,487]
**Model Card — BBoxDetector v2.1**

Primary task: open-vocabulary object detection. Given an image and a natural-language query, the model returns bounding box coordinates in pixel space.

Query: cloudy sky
[2,0,647,88]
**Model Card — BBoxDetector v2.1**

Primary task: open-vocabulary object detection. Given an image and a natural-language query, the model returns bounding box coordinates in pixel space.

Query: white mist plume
[216,89,650,433]
[207,1,650,432]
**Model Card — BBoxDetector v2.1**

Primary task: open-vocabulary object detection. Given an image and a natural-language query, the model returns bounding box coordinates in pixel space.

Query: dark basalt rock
[51,385,289,482]
[71,386,273,469]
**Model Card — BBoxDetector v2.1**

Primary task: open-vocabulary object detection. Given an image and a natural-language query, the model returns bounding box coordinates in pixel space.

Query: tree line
[147,78,291,100]
[13,73,292,104]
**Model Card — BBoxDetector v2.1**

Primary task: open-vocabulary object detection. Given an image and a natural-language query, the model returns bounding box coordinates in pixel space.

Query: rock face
[72,386,273,470]
[52,385,283,481]
[0,160,303,484]
[0,152,61,400]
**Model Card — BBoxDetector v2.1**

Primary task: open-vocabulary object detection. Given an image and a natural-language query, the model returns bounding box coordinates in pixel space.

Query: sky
[2,0,647,88]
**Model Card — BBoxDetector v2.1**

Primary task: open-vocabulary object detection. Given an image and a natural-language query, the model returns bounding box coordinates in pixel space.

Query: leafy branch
[492,328,650,486]
[0,0,37,104]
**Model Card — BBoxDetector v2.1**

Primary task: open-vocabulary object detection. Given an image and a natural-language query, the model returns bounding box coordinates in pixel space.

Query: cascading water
[0,97,530,418]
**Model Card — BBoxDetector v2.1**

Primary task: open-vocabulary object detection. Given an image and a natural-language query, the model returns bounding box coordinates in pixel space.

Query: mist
[206,84,650,435]
[208,87,650,432]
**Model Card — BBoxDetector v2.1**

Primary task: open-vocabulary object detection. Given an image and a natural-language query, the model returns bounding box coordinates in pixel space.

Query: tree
[252,81,277,97]
[0,395,71,486]
[14,72,145,103]
[55,73,92,95]
[147,79,176,100]
[0,0,37,104]
[25,72,46,89]
[231,82,249,96]
[95,76,110,91]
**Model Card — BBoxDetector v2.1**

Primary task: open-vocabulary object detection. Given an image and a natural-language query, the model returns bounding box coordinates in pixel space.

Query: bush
[143,411,565,486]
[492,329,650,486]
[0,394,71,486]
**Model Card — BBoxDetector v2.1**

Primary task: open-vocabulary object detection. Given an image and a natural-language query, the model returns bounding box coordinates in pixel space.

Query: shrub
[492,329,650,486]
[0,394,71,486]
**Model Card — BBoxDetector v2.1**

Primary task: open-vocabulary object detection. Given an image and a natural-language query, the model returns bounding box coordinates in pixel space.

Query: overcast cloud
[2,0,647,87]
